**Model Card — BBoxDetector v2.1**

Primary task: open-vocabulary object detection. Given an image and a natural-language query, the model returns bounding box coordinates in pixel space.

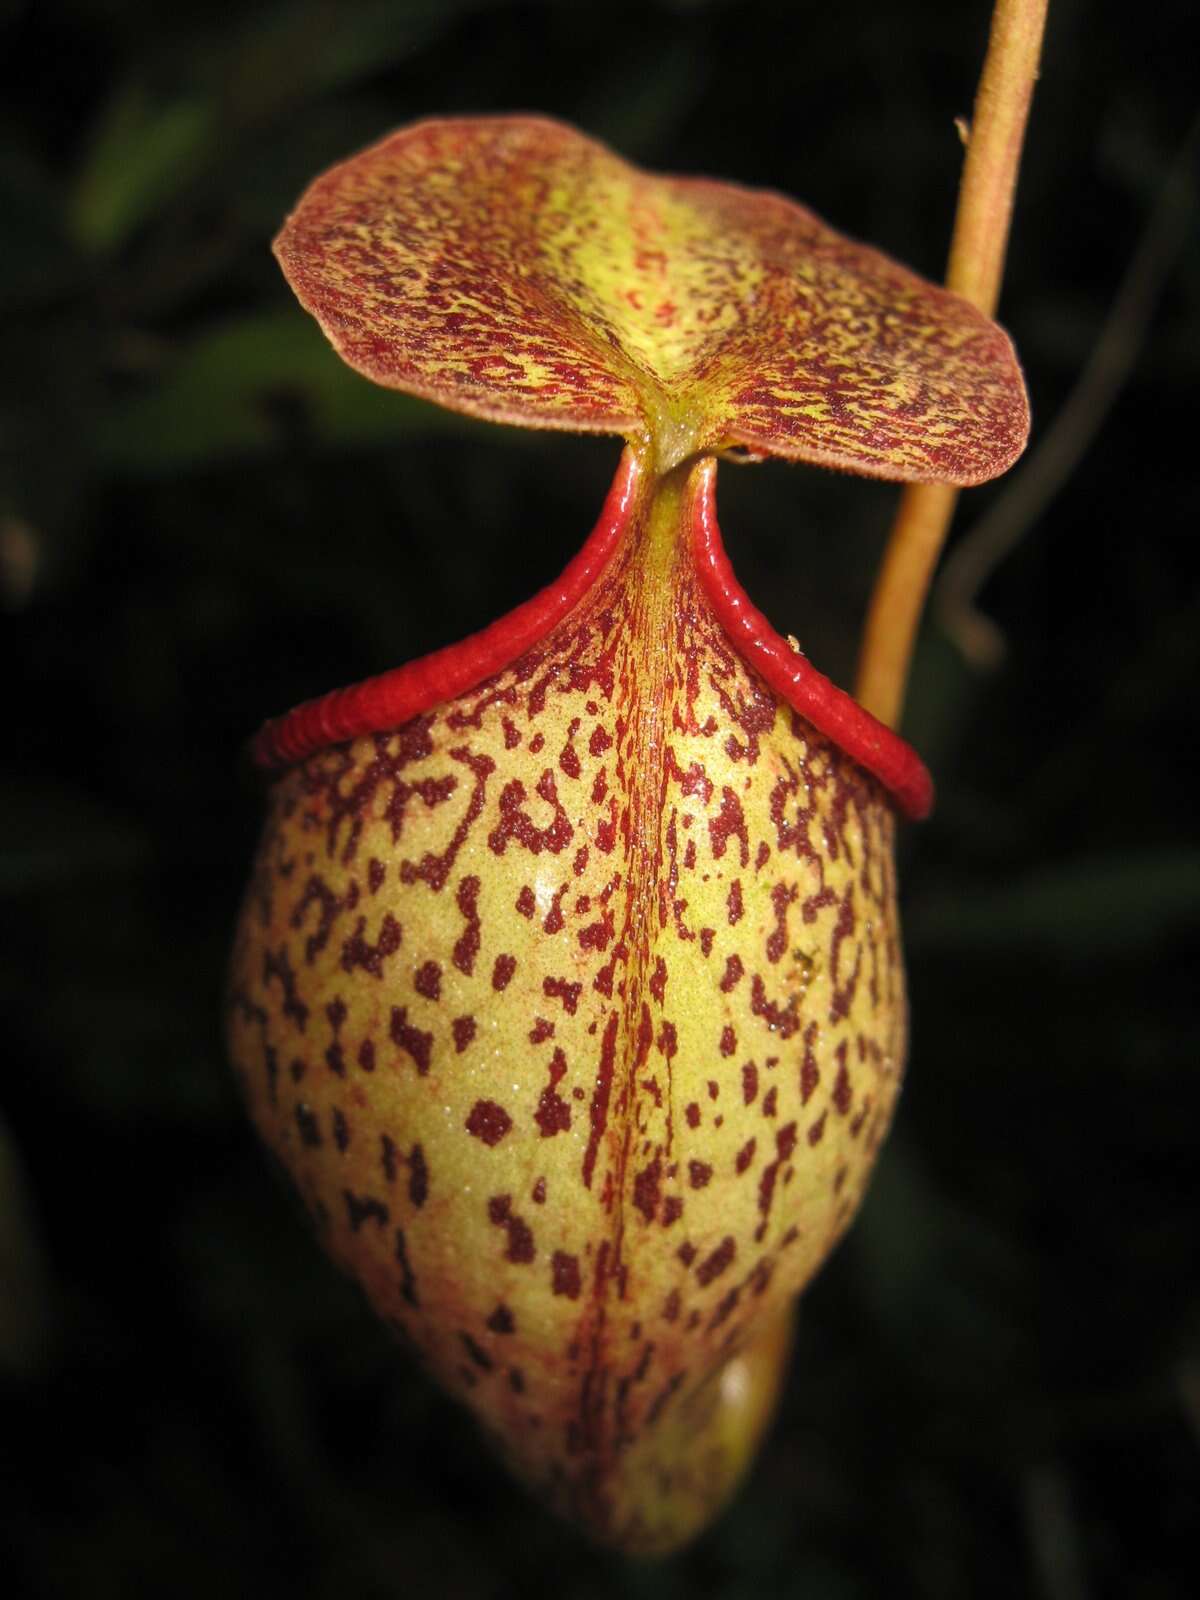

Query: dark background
[2,2,1198,1596]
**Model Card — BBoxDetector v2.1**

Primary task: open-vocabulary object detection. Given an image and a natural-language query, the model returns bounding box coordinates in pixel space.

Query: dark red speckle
[582,1012,618,1191]
[552,1251,582,1299]
[409,1144,428,1208]
[487,1194,536,1264]
[492,953,517,990]
[633,1158,662,1222]
[343,1189,389,1231]
[579,915,614,947]
[696,1235,736,1286]
[390,1007,432,1075]
[544,975,582,1015]
[801,1022,820,1104]
[467,1099,513,1146]
[709,1288,741,1331]
[339,912,401,979]
[487,1304,516,1335]
[460,1332,493,1372]
[414,960,441,1000]
[543,884,568,934]
[488,770,573,856]
[534,1048,572,1137]
[751,973,800,1038]
[755,1122,798,1240]
[766,882,798,964]
[452,875,482,976]
[833,1059,853,1115]
[294,1104,321,1147]
[709,787,749,866]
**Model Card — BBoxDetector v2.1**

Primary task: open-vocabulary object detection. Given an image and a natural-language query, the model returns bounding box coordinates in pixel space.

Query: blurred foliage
[2,1,1198,1596]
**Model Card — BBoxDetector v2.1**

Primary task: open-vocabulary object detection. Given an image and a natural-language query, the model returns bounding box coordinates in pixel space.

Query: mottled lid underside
[275,115,1029,482]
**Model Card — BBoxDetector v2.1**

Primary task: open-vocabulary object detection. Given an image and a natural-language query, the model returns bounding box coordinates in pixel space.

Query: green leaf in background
[907,850,1200,960]
[0,776,148,896]
[70,82,214,255]
[218,0,493,110]
[0,147,76,311]
[94,309,475,474]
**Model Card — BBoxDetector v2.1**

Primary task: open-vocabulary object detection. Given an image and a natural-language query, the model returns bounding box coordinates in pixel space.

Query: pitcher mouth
[251,447,933,823]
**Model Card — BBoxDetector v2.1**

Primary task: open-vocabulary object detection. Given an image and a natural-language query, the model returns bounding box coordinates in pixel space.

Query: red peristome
[252,450,932,821]
[686,461,933,821]
[252,448,640,768]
